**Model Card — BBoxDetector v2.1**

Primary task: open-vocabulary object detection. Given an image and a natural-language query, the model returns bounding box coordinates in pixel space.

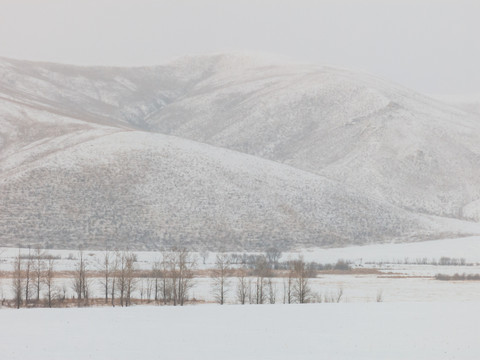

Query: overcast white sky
[1,0,479,94]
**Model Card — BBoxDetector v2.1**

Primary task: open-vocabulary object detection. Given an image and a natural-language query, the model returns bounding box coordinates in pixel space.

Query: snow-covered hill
[2,128,459,250]
[431,93,480,115]
[1,54,479,250]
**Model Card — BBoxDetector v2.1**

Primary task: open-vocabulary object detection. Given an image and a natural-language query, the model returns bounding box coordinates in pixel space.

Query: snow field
[0,302,479,360]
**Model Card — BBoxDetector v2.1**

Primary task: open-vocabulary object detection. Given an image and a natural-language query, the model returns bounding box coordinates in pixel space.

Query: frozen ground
[1,270,479,304]
[2,235,479,271]
[191,274,480,303]
[1,303,479,360]
[295,236,480,263]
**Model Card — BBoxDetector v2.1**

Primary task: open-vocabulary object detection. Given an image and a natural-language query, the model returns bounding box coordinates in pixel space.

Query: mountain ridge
[1,54,479,250]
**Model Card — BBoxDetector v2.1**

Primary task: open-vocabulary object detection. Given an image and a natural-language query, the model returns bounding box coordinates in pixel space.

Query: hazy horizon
[1,0,479,94]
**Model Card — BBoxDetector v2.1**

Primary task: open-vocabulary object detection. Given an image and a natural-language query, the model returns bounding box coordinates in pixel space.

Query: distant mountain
[430,93,480,116]
[1,54,479,250]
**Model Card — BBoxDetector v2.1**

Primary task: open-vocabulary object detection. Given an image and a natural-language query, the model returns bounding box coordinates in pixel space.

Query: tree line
[6,246,344,309]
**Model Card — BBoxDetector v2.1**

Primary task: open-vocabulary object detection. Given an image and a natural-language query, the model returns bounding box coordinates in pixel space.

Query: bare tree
[59,284,67,304]
[12,249,23,309]
[43,257,56,308]
[283,267,293,304]
[211,253,230,305]
[292,256,311,304]
[151,260,161,303]
[145,278,154,302]
[125,252,136,306]
[266,247,282,269]
[116,251,137,307]
[72,250,89,307]
[139,280,145,301]
[267,278,276,304]
[150,252,173,305]
[336,287,344,303]
[32,246,45,304]
[170,252,178,306]
[200,250,209,265]
[178,248,196,306]
[170,248,195,306]
[110,251,119,307]
[236,267,249,305]
[253,256,270,304]
[116,251,126,306]
[99,250,112,304]
[160,252,172,304]
[376,289,383,302]
[247,278,253,304]
[254,278,265,304]
[24,247,33,306]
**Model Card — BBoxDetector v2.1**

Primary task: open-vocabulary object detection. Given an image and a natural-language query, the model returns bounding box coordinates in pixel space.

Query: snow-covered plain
[1,237,479,303]
[295,236,480,263]
[2,235,479,271]
[1,303,479,360]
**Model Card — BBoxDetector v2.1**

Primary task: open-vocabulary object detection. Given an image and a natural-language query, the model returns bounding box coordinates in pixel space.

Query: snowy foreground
[1,303,479,360]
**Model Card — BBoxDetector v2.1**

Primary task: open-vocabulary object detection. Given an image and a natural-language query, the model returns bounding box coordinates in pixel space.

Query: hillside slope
[2,125,457,250]
[1,55,479,220]
[1,54,479,250]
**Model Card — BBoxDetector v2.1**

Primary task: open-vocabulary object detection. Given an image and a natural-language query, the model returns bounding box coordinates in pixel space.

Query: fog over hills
[1,54,479,250]
[431,94,480,117]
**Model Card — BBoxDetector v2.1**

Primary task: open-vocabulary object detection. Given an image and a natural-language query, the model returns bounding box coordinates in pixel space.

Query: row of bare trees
[12,247,57,308]
[10,247,195,308]
[211,254,314,305]
[149,248,196,306]
[9,247,319,308]
[83,248,195,307]
[96,250,138,307]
